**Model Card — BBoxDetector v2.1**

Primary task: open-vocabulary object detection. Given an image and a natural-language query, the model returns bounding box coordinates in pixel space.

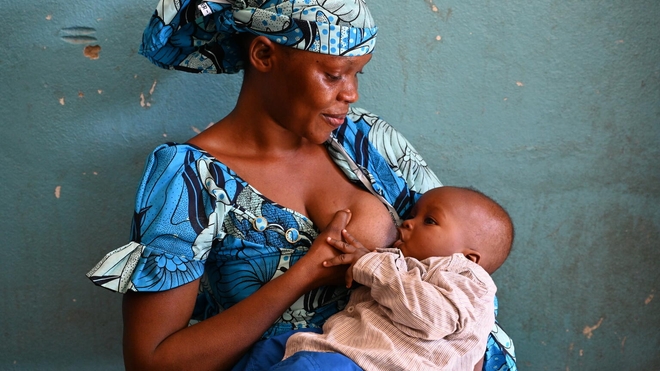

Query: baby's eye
[424,217,437,225]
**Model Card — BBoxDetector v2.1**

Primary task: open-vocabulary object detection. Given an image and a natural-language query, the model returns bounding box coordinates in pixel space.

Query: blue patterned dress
[87,108,516,369]
[89,0,518,367]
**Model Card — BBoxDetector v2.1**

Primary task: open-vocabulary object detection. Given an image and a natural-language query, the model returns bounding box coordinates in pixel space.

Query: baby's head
[394,187,514,274]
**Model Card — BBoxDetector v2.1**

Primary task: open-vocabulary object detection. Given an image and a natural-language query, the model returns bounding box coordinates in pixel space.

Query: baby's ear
[464,250,481,265]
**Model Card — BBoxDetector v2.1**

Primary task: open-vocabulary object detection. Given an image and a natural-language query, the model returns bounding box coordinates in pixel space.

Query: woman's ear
[248,36,277,72]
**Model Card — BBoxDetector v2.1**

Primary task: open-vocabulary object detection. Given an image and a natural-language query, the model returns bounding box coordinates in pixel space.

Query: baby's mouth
[392,239,403,249]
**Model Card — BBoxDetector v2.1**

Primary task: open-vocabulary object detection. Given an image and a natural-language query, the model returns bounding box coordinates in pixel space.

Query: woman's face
[268,47,372,144]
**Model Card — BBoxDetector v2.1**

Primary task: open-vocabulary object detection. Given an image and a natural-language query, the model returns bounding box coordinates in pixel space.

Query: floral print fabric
[140,0,378,74]
[86,107,516,369]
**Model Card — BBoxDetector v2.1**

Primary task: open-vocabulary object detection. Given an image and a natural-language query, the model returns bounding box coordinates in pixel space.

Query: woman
[87,0,517,370]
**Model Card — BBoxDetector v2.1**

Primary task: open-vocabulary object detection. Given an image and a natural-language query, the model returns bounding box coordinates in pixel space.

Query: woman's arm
[121,211,352,371]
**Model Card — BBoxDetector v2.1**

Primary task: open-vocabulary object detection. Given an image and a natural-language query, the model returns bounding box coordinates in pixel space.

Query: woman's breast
[336,188,399,250]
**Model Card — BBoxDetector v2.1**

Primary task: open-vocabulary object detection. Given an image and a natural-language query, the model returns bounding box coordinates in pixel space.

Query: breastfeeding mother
[87,0,517,370]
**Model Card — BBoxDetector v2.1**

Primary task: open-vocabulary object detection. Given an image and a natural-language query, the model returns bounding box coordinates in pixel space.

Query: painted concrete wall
[1,0,658,369]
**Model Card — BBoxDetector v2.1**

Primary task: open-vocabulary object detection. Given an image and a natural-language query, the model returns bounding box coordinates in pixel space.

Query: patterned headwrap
[140,0,378,74]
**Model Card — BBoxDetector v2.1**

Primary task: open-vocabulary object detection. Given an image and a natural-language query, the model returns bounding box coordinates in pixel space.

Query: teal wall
[1,0,658,369]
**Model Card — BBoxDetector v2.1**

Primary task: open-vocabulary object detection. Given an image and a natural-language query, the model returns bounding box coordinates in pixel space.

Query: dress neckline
[180,142,318,229]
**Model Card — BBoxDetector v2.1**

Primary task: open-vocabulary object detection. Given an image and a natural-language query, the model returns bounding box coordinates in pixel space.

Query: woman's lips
[323,113,346,128]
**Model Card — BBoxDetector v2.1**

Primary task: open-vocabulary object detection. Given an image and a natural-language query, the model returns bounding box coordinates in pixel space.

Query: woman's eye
[326,73,341,81]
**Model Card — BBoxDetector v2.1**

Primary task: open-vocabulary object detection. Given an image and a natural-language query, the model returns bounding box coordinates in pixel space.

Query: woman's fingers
[324,210,352,237]
[326,236,356,253]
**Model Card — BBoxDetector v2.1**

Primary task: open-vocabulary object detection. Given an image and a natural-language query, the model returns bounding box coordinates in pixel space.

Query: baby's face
[393,188,472,261]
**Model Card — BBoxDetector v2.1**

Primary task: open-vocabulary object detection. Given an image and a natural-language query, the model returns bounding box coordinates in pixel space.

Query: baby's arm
[326,230,494,340]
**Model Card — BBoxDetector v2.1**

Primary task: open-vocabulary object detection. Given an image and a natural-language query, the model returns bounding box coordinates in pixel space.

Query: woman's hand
[121,210,354,371]
[323,229,370,288]
[293,209,353,287]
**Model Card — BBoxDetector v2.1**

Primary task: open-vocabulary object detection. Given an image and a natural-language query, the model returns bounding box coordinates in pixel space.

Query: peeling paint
[192,122,215,134]
[621,336,627,352]
[59,97,65,105]
[78,91,84,98]
[423,0,451,20]
[140,93,151,108]
[46,14,52,20]
[54,186,61,199]
[83,45,101,60]
[97,89,103,94]
[516,81,524,87]
[149,80,158,95]
[645,293,654,304]
[140,80,158,108]
[582,317,604,339]
[435,35,442,41]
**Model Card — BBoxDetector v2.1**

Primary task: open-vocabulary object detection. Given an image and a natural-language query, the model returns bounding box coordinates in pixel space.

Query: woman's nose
[338,76,359,103]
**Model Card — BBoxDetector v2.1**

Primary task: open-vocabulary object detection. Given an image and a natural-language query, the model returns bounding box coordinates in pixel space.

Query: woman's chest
[204,143,399,250]
[302,163,399,250]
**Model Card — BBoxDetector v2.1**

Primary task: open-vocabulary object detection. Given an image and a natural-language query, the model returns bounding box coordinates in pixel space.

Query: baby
[236,186,514,371]
[234,187,514,371]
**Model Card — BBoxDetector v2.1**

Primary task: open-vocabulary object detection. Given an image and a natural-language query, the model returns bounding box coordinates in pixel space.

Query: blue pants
[232,328,362,371]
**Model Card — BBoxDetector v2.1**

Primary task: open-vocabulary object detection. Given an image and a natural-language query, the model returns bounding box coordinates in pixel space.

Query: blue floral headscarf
[140,0,378,73]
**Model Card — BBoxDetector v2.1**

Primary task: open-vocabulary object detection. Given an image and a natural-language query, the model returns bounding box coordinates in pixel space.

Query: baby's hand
[324,229,370,288]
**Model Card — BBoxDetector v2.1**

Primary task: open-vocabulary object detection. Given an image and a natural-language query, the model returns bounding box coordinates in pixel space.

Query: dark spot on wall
[83,45,101,60]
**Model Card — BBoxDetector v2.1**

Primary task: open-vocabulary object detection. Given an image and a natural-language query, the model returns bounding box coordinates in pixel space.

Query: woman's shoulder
[142,142,229,175]
[342,106,442,194]
[346,106,396,133]
[136,142,242,197]
[344,107,415,153]
[147,142,211,161]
